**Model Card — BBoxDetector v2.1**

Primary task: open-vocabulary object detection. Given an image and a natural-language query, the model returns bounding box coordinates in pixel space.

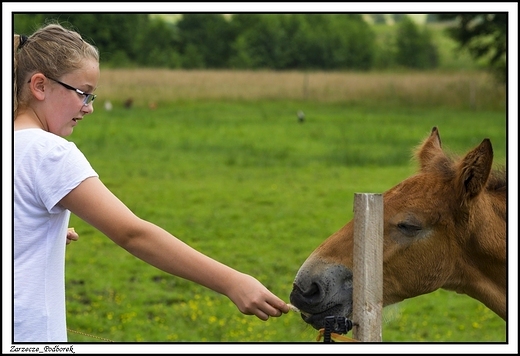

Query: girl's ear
[28,73,48,101]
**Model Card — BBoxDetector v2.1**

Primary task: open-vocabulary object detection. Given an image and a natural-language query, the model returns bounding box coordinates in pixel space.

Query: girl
[13,23,289,342]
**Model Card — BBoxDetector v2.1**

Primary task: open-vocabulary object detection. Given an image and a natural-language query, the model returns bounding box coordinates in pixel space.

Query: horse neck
[447,190,507,320]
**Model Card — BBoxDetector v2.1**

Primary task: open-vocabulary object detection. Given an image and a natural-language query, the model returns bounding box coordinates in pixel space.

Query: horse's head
[290,127,506,330]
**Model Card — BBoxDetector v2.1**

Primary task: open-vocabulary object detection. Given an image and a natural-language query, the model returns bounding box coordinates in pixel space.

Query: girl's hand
[66,227,79,245]
[228,273,290,321]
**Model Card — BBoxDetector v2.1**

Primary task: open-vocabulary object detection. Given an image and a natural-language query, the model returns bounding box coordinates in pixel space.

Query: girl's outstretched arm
[60,176,290,320]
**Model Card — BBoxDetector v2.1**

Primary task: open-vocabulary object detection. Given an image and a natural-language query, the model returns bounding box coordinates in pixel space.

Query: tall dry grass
[97,69,505,110]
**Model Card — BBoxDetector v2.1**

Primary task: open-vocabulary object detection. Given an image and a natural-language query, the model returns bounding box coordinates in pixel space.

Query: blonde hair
[13,23,99,118]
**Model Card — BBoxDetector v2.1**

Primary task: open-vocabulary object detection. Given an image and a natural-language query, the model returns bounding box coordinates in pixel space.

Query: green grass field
[64,94,507,344]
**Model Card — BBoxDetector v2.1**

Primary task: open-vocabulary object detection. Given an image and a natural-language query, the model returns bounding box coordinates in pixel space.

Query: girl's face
[46,58,100,137]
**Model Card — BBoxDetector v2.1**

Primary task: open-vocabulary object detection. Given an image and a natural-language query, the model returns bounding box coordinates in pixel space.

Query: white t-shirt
[14,129,98,342]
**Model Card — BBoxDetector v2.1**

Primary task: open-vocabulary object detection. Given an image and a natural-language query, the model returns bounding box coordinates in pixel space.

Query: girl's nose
[82,102,94,114]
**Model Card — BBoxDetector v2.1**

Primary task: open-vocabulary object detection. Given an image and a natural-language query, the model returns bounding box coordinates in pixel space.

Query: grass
[62,77,508,345]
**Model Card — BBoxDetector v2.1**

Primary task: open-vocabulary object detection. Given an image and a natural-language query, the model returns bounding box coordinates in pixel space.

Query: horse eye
[397,222,422,237]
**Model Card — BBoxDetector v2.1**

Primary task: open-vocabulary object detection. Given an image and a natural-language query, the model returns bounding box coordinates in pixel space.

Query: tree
[395,16,438,69]
[176,14,235,68]
[438,13,507,81]
[228,14,375,70]
[14,14,151,67]
[228,14,292,70]
[136,17,181,68]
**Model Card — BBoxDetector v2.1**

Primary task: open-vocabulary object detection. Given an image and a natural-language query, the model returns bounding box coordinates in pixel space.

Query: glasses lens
[84,94,96,105]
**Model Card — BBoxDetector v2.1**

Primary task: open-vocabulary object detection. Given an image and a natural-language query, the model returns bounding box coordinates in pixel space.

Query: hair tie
[19,35,28,49]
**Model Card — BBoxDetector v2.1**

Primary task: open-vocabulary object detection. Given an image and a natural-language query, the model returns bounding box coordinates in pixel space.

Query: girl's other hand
[66,227,79,245]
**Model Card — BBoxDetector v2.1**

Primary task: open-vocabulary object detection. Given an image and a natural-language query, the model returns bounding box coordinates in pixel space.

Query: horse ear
[416,127,443,169]
[455,138,493,201]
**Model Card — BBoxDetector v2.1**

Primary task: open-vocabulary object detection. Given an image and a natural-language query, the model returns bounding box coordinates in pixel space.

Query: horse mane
[486,167,507,193]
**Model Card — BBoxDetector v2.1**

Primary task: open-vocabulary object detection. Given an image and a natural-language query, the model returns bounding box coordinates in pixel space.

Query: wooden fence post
[352,193,383,342]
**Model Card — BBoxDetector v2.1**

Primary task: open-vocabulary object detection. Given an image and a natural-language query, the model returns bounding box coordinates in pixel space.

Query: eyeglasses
[47,77,97,106]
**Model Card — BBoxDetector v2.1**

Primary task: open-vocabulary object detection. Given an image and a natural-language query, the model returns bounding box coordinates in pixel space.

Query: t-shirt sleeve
[36,141,98,214]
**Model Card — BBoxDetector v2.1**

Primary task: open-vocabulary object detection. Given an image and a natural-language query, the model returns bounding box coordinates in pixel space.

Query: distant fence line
[97,69,505,111]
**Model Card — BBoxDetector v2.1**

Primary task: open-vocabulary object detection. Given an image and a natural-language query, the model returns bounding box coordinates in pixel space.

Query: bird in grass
[104,100,113,111]
[124,98,133,109]
[297,110,305,123]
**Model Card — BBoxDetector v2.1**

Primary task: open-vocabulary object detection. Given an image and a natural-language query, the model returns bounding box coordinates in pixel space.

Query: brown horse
[290,127,506,330]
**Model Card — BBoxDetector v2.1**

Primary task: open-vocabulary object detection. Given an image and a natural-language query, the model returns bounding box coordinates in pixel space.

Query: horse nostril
[302,283,320,298]
[291,282,323,308]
